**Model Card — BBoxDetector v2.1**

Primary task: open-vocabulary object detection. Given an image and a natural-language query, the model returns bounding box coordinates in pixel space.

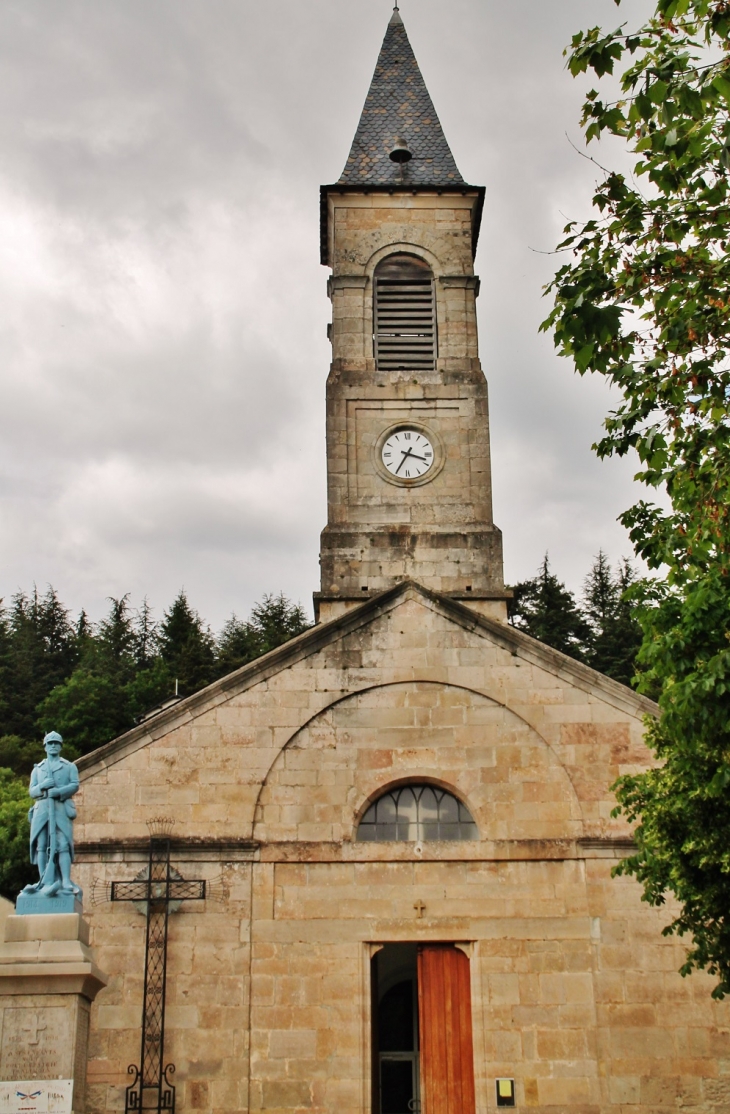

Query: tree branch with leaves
[544,0,730,997]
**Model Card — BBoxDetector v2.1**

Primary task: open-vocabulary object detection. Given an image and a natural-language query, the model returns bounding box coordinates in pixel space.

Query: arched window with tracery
[357,784,478,842]
[373,254,436,371]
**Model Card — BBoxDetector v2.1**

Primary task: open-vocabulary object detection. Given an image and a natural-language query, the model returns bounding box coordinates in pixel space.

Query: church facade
[73,10,730,1114]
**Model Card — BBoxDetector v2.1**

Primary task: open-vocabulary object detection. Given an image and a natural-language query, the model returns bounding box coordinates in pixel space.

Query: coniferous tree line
[508,551,643,687]
[0,586,309,897]
[0,587,310,775]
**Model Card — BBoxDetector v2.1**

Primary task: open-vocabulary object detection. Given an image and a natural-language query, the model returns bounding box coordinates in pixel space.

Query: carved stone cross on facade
[22,1013,47,1045]
[109,820,206,1114]
[413,899,426,918]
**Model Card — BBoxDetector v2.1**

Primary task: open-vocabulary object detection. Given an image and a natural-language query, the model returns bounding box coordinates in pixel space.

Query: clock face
[381,428,435,480]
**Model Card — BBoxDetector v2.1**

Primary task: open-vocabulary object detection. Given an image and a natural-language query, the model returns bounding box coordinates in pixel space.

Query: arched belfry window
[357,785,478,842]
[374,254,436,372]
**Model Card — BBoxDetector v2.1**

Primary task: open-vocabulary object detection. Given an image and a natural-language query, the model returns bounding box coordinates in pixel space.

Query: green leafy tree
[508,555,591,660]
[0,769,33,900]
[38,670,130,755]
[583,552,643,684]
[0,735,48,777]
[543,0,730,995]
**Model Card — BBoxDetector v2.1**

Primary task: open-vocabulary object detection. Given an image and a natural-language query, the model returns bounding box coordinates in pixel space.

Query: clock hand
[395,448,416,475]
[395,447,429,474]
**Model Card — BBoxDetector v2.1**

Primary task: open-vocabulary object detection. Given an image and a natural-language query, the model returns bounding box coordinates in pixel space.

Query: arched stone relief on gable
[253,680,583,845]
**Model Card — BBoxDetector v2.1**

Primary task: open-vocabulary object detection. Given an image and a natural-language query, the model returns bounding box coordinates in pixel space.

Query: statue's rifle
[41,767,59,892]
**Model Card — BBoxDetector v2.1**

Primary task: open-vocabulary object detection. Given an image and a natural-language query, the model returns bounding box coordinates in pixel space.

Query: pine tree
[0,601,13,734]
[123,597,170,723]
[37,596,139,753]
[215,615,262,675]
[250,593,309,653]
[582,550,616,632]
[508,555,590,661]
[583,556,642,687]
[0,586,311,762]
[133,598,157,670]
[96,595,136,679]
[158,591,215,696]
[216,593,310,676]
[2,587,79,741]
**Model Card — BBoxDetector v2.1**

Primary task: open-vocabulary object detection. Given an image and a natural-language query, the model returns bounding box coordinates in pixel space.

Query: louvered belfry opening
[374,253,436,371]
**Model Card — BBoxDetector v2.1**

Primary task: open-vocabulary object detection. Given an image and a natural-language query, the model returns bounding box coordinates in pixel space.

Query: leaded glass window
[357,785,478,842]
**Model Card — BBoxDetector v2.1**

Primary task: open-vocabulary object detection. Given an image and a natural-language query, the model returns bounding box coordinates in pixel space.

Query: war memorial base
[0,911,107,1113]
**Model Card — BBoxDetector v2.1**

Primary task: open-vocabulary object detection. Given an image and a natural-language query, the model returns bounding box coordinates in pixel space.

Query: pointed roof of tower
[338,7,464,187]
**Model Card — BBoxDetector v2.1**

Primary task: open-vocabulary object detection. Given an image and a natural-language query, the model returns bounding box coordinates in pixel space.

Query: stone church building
[69,9,729,1114]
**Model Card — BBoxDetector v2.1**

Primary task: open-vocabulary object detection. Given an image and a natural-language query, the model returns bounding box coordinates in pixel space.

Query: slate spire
[338,9,464,187]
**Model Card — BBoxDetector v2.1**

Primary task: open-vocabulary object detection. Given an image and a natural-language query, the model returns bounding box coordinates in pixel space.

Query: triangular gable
[77,580,656,780]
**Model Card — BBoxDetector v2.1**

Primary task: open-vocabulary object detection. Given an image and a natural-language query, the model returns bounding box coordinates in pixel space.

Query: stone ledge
[74,837,259,864]
[439,274,480,295]
[0,912,108,1001]
[0,963,107,1000]
[256,837,634,863]
[327,274,369,295]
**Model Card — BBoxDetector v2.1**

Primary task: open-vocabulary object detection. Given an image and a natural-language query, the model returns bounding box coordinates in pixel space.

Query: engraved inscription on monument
[0,1009,71,1081]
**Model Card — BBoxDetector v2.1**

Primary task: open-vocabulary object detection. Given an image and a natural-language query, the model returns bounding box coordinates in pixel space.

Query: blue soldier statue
[22,730,82,897]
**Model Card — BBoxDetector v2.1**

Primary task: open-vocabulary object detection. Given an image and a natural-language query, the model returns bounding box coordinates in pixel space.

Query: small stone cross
[413,899,426,918]
[22,1014,47,1045]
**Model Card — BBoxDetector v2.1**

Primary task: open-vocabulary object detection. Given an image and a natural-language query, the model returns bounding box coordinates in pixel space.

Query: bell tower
[315,7,508,623]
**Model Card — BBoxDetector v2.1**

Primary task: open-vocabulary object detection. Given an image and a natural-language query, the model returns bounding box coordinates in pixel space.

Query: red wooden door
[418,945,476,1114]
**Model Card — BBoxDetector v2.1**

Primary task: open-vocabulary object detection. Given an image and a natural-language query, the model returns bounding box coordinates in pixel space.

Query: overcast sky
[0,0,653,630]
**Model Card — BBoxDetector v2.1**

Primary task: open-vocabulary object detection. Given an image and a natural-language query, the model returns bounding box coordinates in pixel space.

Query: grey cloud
[0,0,655,629]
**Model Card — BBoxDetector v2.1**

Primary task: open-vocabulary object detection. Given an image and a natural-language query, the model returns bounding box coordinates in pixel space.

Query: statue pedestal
[15,893,83,916]
[0,912,107,1113]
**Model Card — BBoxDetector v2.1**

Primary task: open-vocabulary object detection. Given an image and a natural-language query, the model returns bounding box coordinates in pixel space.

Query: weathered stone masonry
[73,8,730,1114]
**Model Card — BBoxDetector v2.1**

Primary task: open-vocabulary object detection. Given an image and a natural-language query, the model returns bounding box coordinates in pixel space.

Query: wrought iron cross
[109,820,206,1114]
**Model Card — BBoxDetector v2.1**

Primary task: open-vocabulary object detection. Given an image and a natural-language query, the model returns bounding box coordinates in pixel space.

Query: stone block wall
[73,588,730,1114]
[319,191,505,604]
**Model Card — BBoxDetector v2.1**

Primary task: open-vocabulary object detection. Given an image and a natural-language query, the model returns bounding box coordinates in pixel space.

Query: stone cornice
[73,836,635,865]
[439,275,480,296]
[75,838,259,863]
[327,274,369,295]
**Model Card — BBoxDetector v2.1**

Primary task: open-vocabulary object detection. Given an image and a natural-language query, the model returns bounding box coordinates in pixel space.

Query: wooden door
[417,945,476,1114]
